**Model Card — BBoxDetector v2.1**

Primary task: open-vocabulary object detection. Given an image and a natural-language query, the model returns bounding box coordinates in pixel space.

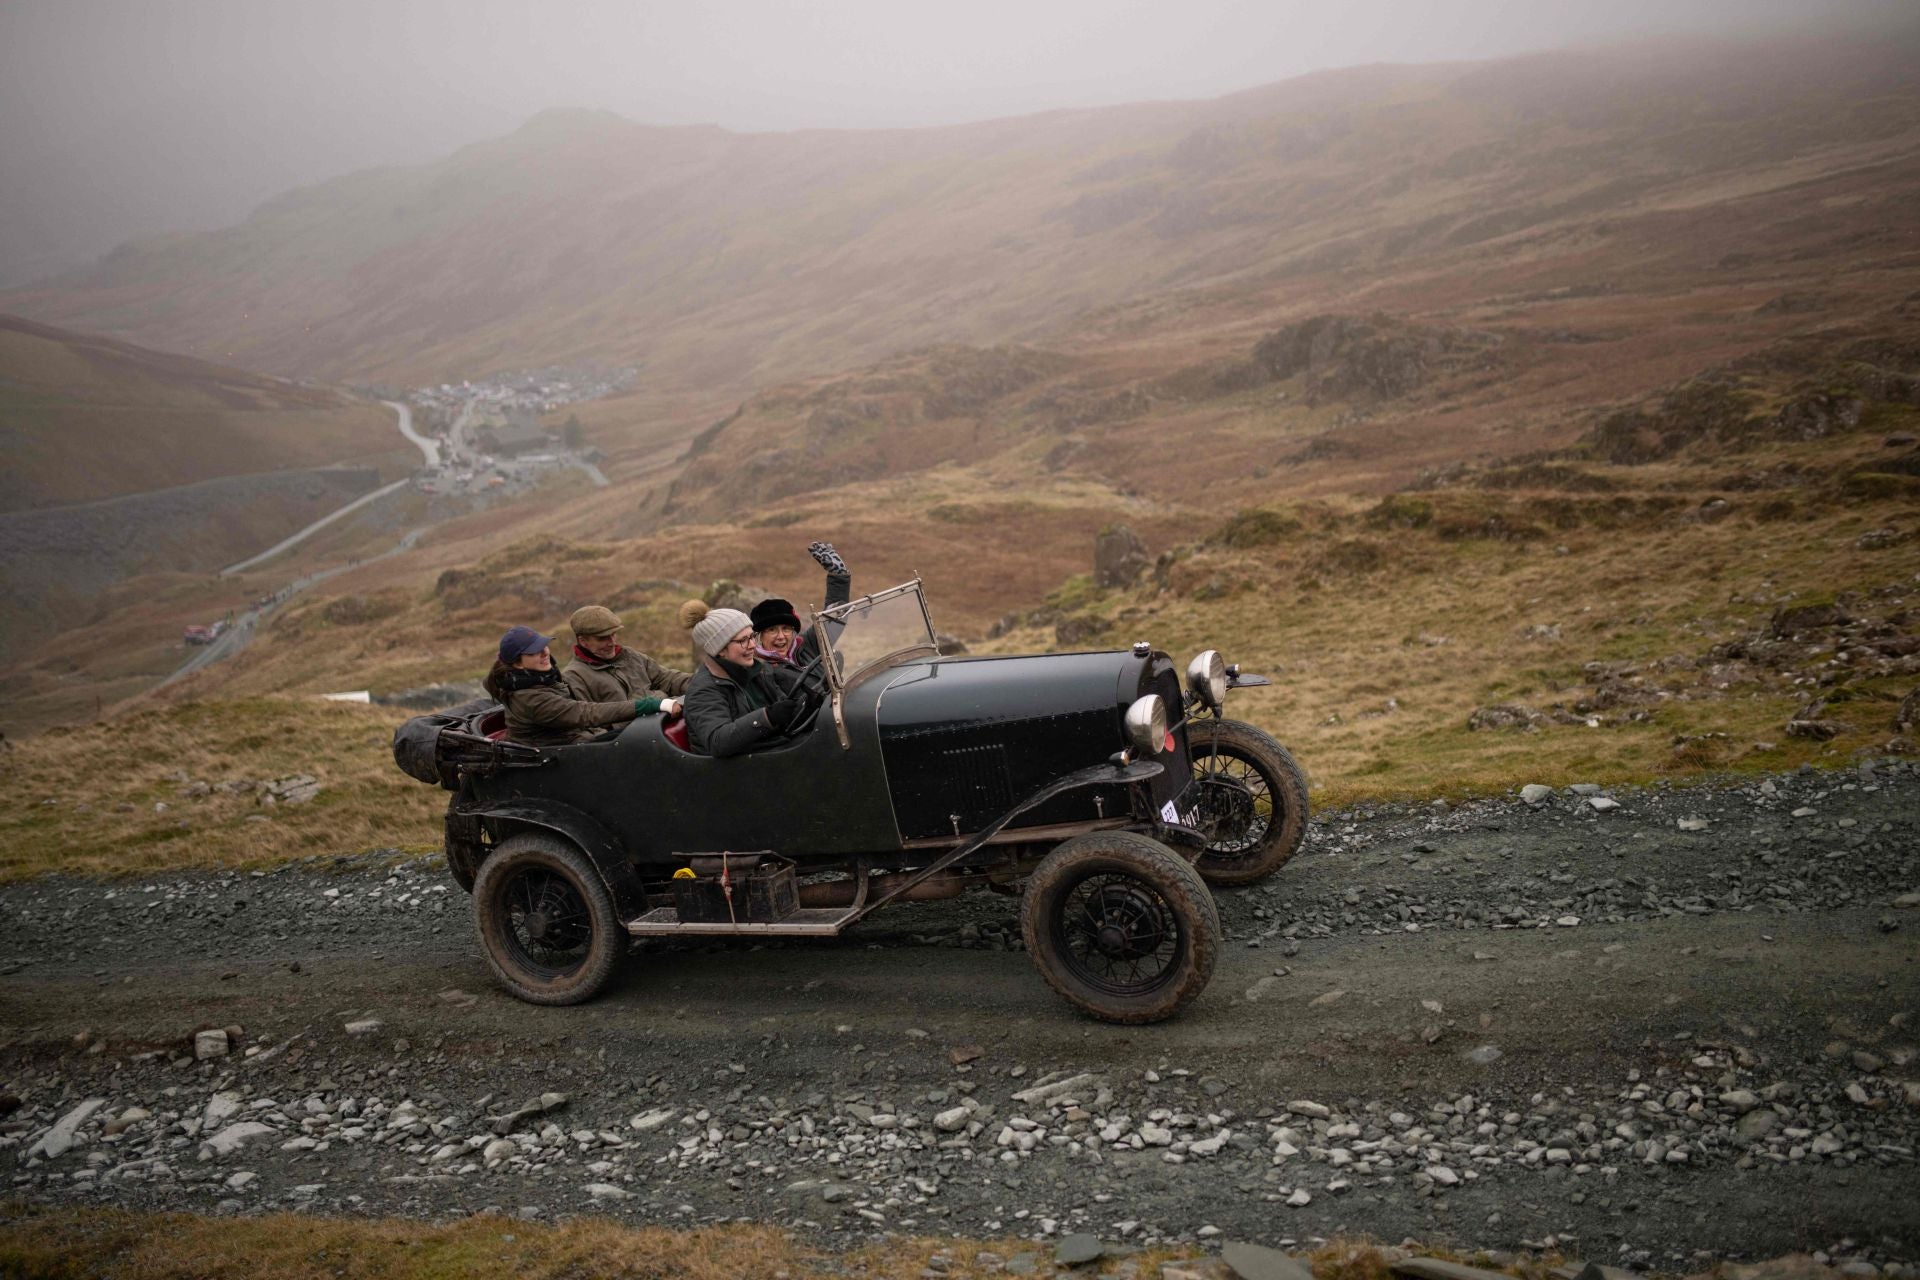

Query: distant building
[474,406,553,455]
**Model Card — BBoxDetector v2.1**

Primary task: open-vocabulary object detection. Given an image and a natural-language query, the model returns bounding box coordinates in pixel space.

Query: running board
[625,906,858,937]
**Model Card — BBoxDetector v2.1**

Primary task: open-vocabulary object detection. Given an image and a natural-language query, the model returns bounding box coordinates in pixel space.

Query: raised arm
[809,540,852,609]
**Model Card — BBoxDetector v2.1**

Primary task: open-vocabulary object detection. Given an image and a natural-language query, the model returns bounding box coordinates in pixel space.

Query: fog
[0,0,1903,285]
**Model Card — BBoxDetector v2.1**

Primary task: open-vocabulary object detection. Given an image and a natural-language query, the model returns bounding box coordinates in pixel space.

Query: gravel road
[3,765,1916,1273]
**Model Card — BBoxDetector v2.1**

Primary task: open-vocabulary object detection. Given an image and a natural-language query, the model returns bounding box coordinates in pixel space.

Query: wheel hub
[524,910,552,942]
[1197,776,1255,833]
[1089,884,1166,960]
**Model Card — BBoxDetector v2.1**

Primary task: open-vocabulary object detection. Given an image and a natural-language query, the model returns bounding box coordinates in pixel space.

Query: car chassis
[398,579,1308,1023]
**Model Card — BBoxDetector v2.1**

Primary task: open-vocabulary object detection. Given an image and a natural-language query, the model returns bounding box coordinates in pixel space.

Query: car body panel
[466,681,901,867]
[458,646,1192,870]
[875,651,1188,840]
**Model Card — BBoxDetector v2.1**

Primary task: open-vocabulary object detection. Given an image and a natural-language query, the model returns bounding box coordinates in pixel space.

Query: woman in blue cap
[482,624,672,747]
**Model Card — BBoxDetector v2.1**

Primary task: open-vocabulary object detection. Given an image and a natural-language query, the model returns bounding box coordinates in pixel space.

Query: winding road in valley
[387,399,440,468]
[155,400,435,689]
[219,401,430,576]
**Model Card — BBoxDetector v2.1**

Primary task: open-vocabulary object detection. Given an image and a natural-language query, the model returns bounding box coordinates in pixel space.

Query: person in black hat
[750,596,805,668]
[758,541,852,669]
[482,624,671,747]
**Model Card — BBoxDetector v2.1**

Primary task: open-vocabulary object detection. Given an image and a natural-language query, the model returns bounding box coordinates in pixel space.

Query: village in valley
[397,365,635,498]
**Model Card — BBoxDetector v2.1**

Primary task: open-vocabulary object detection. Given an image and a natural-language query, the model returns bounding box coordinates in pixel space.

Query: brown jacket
[562,647,691,704]
[503,681,637,747]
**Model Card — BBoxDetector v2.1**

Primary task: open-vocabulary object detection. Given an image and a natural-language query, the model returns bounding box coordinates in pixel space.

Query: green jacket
[503,681,638,748]
[562,647,692,704]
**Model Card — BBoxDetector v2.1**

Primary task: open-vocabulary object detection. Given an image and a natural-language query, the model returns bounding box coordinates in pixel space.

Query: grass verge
[0,698,444,882]
[0,1206,1597,1280]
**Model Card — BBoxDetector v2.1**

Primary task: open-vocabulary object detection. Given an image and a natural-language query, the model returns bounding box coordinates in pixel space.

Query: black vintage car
[395,579,1307,1023]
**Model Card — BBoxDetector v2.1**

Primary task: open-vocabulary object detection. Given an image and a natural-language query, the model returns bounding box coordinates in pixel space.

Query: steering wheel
[777,653,831,737]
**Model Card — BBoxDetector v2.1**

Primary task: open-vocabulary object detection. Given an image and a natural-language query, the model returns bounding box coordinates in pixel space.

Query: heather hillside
[0,314,398,512]
[6,27,1915,413]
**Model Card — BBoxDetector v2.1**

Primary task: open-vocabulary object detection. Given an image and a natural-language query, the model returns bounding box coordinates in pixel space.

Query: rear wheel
[473,832,625,1005]
[1021,831,1218,1024]
[1185,718,1308,887]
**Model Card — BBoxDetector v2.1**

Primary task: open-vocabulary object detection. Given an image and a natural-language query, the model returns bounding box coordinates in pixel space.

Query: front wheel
[473,832,626,1005]
[1185,719,1309,887]
[1021,831,1219,1024]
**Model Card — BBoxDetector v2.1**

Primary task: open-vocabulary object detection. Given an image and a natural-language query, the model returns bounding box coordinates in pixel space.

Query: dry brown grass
[0,1207,816,1280]
[0,698,445,882]
[0,1207,1629,1280]
[980,449,1920,807]
[0,1206,1202,1280]
[1308,1236,1574,1280]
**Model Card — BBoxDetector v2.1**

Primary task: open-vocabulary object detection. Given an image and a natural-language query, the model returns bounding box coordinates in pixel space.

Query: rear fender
[464,799,647,917]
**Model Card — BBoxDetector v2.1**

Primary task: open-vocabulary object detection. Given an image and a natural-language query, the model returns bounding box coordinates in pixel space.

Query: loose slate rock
[29,1098,105,1159]
[1223,1239,1316,1280]
[1054,1233,1106,1266]
[1392,1259,1513,1280]
[202,1121,276,1157]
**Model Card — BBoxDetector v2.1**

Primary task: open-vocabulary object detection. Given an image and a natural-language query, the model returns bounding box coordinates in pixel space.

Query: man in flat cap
[562,604,692,714]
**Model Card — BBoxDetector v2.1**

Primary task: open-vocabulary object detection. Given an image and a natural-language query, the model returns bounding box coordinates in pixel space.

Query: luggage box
[671,854,798,924]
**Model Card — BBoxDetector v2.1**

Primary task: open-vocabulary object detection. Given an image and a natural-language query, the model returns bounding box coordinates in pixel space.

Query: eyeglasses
[725,630,755,649]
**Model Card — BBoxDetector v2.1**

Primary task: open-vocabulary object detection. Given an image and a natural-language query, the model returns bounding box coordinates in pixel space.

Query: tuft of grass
[1207,505,1303,548]
[1308,1235,1575,1280]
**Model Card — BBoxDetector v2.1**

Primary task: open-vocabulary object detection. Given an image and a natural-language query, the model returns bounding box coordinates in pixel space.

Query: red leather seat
[662,713,691,752]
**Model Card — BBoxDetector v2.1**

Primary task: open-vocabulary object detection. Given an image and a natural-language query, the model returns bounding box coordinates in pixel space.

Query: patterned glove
[807,541,849,577]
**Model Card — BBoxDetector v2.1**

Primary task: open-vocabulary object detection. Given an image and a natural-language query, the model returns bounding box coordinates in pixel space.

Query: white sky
[0,0,1900,284]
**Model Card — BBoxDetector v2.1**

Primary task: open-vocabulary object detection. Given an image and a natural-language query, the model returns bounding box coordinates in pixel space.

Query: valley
[0,19,1917,1276]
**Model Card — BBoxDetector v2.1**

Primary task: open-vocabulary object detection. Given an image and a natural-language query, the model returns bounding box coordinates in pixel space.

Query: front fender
[460,797,647,918]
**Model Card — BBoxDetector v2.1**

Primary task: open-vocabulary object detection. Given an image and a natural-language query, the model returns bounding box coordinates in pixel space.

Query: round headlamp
[1187,649,1227,710]
[1124,694,1169,757]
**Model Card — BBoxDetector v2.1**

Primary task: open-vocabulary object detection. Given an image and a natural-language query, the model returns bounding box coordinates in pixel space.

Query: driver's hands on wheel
[765,695,806,733]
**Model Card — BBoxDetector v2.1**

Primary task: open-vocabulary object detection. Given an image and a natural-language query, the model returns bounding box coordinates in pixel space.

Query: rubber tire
[472,831,626,1006]
[1186,718,1309,887]
[1021,831,1219,1025]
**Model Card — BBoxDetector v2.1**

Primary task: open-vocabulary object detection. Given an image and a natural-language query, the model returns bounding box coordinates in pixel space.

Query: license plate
[1160,800,1180,823]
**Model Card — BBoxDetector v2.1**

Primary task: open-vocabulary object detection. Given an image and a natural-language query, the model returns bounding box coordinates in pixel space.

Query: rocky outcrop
[1093,525,1149,589]
[1250,315,1498,405]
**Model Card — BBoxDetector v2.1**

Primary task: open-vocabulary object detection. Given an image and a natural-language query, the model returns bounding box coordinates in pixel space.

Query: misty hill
[0,314,399,512]
[6,28,1917,403]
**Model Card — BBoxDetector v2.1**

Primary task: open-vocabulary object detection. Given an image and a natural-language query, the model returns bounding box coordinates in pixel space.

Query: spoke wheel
[1022,831,1218,1024]
[474,832,625,1005]
[1186,719,1309,887]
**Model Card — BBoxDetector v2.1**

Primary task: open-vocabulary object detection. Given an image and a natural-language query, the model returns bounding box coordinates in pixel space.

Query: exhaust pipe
[798,871,969,907]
